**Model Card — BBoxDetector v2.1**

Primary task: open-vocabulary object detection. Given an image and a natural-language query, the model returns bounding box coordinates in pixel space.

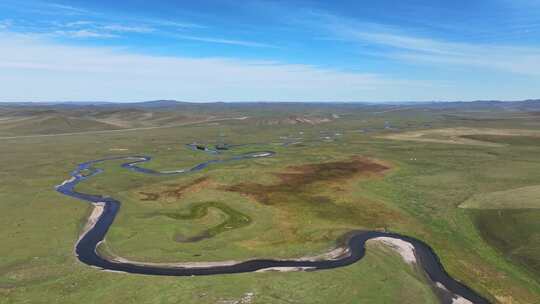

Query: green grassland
[1,105,540,303]
[461,185,540,209]
[471,209,540,281]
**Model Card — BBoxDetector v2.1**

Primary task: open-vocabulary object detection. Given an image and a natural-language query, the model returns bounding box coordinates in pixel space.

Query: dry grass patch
[379,127,540,147]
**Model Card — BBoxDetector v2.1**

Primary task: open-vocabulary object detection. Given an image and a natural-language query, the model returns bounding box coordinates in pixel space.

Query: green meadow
[2,106,540,303]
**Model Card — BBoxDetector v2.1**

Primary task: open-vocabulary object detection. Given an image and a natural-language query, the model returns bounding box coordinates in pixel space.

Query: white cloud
[0,32,435,102]
[64,21,94,27]
[321,16,540,76]
[0,19,12,30]
[352,31,540,76]
[50,21,154,35]
[173,34,278,48]
[102,24,154,33]
[46,3,88,15]
[53,30,117,39]
[148,19,206,29]
[1,18,272,48]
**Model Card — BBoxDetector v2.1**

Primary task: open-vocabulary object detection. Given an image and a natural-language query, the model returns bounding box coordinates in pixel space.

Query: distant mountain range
[1,99,540,111]
[1,98,539,137]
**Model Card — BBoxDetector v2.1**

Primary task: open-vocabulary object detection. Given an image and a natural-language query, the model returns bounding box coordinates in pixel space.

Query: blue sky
[1,0,539,102]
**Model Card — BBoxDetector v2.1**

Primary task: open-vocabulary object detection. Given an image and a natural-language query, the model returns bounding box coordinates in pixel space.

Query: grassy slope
[461,185,540,209]
[1,109,540,303]
[472,209,540,280]
[0,107,213,137]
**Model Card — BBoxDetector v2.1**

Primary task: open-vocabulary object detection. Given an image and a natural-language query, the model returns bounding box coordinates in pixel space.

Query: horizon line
[1,98,539,105]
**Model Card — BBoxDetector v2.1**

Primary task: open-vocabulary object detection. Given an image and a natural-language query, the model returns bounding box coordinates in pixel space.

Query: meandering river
[55,147,489,304]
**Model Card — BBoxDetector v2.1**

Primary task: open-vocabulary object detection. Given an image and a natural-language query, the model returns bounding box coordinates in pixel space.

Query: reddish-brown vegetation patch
[226,157,389,205]
[278,156,389,186]
[163,177,209,199]
[138,177,210,202]
[225,157,401,229]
